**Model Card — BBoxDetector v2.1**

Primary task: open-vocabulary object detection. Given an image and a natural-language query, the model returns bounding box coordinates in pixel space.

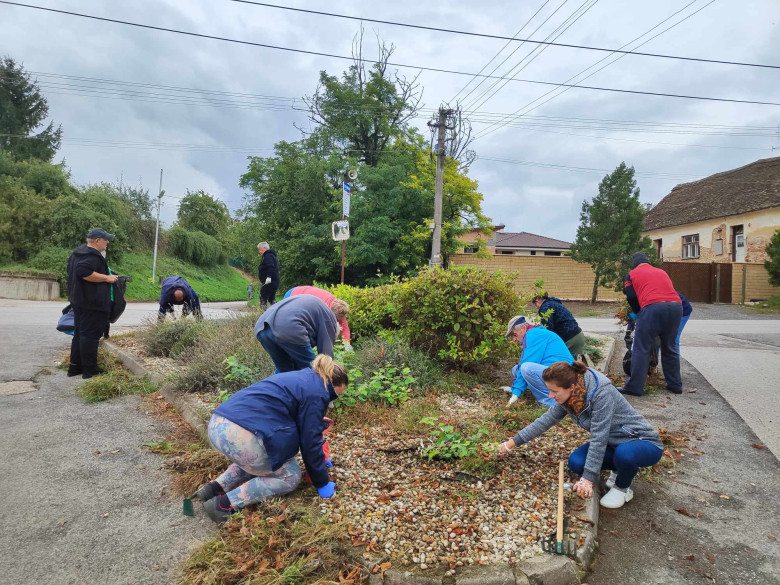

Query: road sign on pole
[332,220,350,241]
[342,182,351,217]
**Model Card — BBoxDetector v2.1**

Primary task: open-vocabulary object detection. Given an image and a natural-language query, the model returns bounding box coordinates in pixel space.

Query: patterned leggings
[207,414,302,509]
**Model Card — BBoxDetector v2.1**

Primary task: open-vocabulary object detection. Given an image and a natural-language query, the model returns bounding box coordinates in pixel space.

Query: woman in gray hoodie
[498,361,663,509]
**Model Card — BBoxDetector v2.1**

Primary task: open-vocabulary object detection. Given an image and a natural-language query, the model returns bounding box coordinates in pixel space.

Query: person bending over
[532,292,586,359]
[158,275,202,321]
[283,285,351,347]
[498,361,663,509]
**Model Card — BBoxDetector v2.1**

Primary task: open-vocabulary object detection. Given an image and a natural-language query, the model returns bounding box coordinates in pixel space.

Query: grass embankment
[2,253,254,302]
[747,295,780,314]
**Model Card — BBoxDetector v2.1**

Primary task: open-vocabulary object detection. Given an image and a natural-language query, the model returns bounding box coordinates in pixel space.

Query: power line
[224,0,780,70]
[474,0,712,139]
[2,1,779,107]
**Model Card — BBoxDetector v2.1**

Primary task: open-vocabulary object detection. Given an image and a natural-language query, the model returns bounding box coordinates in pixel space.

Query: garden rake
[540,461,578,557]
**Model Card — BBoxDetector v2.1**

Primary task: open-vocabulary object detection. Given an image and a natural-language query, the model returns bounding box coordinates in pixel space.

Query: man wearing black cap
[620,252,682,396]
[66,228,118,378]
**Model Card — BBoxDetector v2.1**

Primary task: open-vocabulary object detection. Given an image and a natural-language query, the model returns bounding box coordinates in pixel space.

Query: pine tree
[0,56,62,161]
[764,229,780,286]
[571,162,654,302]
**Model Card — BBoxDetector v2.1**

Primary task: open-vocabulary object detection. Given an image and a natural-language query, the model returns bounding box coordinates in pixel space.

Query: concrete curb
[101,340,210,443]
[101,340,600,585]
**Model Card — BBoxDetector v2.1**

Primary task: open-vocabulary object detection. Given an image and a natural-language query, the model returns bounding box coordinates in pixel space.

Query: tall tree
[765,229,780,286]
[0,57,62,161]
[176,190,231,238]
[303,31,421,167]
[571,162,654,302]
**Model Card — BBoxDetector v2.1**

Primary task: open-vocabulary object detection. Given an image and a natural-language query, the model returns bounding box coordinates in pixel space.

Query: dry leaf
[684,554,695,561]
[275,554,285,570]
[705,553,716,563]
[379,562,391,576]
[768,533,777,542]
[751,443,767,449]
[719,494,730,500]
[675,508,695,518]
[102,513,110,518]
[575,515,594,526]
[577,536,586,547]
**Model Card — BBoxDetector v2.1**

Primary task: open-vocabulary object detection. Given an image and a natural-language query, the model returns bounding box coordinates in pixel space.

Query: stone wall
[0,272,61,300]
[449,254,623,301]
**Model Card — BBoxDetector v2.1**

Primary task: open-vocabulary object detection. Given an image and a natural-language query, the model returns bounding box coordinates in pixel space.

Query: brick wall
[449,254,623,301]
[731,264,780,303]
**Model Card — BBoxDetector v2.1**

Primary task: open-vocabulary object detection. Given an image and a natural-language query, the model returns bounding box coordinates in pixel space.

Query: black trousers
[70,308,110,373]
[260,284,278,306]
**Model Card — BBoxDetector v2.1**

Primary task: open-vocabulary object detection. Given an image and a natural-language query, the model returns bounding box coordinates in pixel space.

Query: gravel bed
[323,419,590,574]
[109,334,189,379]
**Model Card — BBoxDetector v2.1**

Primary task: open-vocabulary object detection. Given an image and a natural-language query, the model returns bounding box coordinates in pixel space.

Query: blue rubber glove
[325,458,333,468]
[317,481,336,498]
[628,312,637,321]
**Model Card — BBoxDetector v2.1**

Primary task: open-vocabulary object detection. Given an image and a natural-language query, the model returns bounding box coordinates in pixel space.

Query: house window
[653,238,663,260]
[500,250,514,255]
[463,246,478,254]
[529,251,536,256]
[682,234,699,259]
[543,251,561,256]
[714,239,723,256]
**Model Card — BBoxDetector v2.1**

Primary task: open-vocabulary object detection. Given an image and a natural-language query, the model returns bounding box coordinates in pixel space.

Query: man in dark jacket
[621,252,682,396]
[158,275,202,320]
[532,293,585,359]
[257,241,280,307]
[66,228,118,379]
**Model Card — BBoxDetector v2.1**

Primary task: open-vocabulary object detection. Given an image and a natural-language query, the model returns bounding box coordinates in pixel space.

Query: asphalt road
[579,313,780,458]
[0,299,245,584]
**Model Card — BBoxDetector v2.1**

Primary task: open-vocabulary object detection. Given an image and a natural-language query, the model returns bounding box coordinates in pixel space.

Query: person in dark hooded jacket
[532,293,585,359]
[620,252,682,396]
[193,354,348,523]
[158,275,202,320]
[257,241,280,306]
[66,228,119,379]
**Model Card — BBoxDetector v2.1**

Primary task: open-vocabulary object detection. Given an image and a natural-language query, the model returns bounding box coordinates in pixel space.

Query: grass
[747,295,780,314]
[78,370,158,403]
[0,262,58,279]
[111,253,254,302]
[584,335,605,363]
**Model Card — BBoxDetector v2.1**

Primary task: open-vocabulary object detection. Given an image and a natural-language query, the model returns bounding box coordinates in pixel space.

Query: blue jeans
[256,327,316,373]
[624,302,683,394]
[676,314,690,353]
[568,440,663,489]
[517,363,557,407]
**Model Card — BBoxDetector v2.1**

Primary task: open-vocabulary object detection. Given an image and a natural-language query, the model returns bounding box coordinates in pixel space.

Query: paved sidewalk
[0,300,215,584]
[589,356,780,584]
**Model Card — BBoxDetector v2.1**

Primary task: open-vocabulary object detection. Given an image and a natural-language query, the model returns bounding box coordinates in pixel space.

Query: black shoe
[617,387,644,397]
[195,481,224,502]
[82,368,108,379]
[666,386,682,394]
[203,495,235,524]
[67,365,83,377]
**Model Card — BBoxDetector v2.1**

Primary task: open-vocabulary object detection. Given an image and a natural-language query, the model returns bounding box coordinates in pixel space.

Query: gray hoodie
[254,294,338,357]
[513,368,662,483]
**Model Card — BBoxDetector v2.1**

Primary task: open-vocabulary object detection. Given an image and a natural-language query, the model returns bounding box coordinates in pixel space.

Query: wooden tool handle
[556,460,565,543]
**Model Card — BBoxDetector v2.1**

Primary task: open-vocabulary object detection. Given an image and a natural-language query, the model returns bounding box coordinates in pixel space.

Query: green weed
[420,417,490,461]
[77,371,157,403]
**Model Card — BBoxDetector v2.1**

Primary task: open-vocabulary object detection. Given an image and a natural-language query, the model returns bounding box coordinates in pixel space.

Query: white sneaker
[606,471,618,489]
[600,487,633,509]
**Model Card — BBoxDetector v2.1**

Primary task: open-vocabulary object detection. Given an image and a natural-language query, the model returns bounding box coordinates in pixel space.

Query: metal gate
[661,262,733,303]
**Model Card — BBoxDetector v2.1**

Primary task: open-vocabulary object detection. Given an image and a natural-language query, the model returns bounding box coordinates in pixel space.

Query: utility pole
[428,107,452,267]
[151,169,164,284]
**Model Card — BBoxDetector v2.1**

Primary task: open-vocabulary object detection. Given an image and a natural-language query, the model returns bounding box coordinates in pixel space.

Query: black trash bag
[110,275,133,324]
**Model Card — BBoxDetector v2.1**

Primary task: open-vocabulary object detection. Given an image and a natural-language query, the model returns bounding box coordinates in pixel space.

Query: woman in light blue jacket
[499,361,663,509]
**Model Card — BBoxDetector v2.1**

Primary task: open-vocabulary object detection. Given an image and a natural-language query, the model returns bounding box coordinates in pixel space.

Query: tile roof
[494,231,572,249]
[644,156,780,231]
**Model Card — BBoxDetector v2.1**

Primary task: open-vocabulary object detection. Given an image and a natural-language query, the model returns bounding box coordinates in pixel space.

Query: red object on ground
[303,417,334,484]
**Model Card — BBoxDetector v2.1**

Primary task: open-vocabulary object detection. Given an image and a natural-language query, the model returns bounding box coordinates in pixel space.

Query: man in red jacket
[620,252,683,396]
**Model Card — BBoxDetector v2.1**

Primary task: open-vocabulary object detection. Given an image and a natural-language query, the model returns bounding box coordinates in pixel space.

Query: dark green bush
[139,319,205,358]
[325,283,401,341]
[168,226,226,266]
[28,246,71,292]
[349,335,442,389]
[396,266,520,366]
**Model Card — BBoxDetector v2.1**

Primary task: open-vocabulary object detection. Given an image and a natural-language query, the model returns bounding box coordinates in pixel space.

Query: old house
[643,156,780,264]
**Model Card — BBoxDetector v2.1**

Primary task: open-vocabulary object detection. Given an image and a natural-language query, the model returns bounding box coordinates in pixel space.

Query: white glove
[500,386,512,394]
[507,395,519,406]
[264,277,271,285]
[343,343,353,352]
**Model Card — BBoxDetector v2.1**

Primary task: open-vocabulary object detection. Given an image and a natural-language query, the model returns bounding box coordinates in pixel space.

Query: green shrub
[139,319,205,358]
[78,371,157,403]
[28,246,71,292]
[325,282,401,340]
[420,417,490,461]
[336,365,416,409]
[396,266,521,366]
[348,335,442,389]
[168,226,226,266]
[766,228,780,286]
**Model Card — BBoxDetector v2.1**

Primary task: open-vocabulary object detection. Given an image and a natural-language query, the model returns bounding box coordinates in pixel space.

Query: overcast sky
[2,0,778,241]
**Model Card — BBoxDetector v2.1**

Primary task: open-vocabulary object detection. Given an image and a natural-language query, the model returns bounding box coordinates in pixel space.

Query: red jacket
[625,264,681,309]
[289,286,351,342]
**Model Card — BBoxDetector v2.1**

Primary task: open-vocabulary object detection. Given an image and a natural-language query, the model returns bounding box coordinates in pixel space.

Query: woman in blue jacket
[195,355,348,523]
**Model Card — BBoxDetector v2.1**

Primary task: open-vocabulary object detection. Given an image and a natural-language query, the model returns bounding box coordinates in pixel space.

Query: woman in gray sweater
[498,361,663,509]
